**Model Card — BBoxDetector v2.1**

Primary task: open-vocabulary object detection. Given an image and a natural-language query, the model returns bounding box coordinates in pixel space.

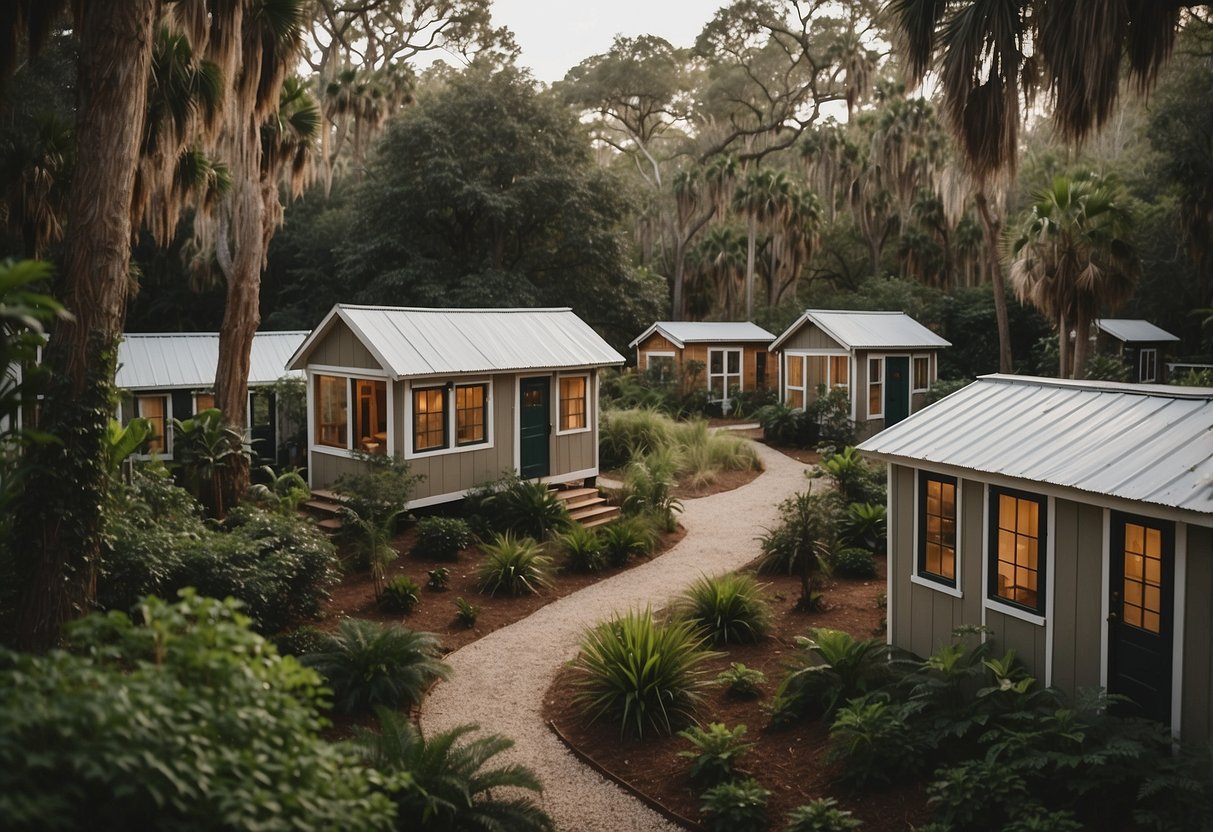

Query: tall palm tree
[1010,173,1139,379]
[669,154,735,320]
[768,186,822,308]
[0,113,74,258]
[692,225,748,318]
[732,167,792,318]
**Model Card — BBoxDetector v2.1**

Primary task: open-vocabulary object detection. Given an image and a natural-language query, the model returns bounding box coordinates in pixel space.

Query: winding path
[419,441,811,831]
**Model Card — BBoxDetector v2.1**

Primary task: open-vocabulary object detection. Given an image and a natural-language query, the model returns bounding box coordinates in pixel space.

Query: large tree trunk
[1058,310,1071,379]
[1072,306,1090,380]
[744,215,757,319]
[13,0,156,650]
[975,191,1014,373]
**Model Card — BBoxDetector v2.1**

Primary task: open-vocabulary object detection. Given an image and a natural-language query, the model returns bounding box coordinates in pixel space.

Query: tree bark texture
[976,191,1014,373]
[13,0,157,650]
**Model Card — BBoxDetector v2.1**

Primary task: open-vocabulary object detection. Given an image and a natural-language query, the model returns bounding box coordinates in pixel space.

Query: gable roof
[858,374,1213,519]
[628,321,776,349]
[289,305,625,379]
[115,331,308,391]
[1095,318,1180,343]
[770,309,951,352]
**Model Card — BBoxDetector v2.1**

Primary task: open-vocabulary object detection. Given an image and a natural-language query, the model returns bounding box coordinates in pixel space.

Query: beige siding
[890,464,915,653]
[781,322,845,351]
[309,450,368,487]
[854,349,870,421]
[1183,524,1213,745]
[985,610,1047,672]
[310,320,382,370]
[1049,499,1105,692]
[959,480,985,623]
[554,370,597,474]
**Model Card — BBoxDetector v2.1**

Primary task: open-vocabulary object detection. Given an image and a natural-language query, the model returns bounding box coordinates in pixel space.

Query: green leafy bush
[677,722,753,786]
[172,407,251,518]
[302,619,449,716]
[248,465,311,515]
[757,401,818,446]
[815,447,885,505]
[464,474,570,540]
[478,533,553,596]
[837,502,886,554]
[426,567,450,590]
[572,608,715,738]
[675,573,771,645]
[718,662,766,698]
[355,708,553,832]
[699,778,770,832]
[273,625,329,658]
[807,386,856,447]
[783,798,864,832]
[560,525,608,573]
[827,694,925,789]
[412,515,474,561]
[599,515,659,566]
[333,452,421,527]
[771,629,891,726]
[0,593,395,831]
[379,575,422,614]
[454,596,480,628]
[758,490,840,610]
[832,546,877,579]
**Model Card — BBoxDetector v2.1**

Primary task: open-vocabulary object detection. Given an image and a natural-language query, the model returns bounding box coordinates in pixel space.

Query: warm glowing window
[1121,521,1163,633]
[456,384,488,445]
[868,358,883,417]
[913,356,931,391]
[786,354,805,409]
[137,395,167,454]
[559,376,588,432]
[919,473,957,585]
[194,392,215,413]
[989,488,1046,613]
[413,387,446,452]
[355,379,388,455]
[315,375,348,448]
[829,355,849,390]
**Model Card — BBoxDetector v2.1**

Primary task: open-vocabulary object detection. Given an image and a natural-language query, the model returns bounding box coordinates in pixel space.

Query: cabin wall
[1049,498,1105,693]
[636,334,775,393]
[1182,524,1213,745]
[781,323,845,352]
[309,320,382,370]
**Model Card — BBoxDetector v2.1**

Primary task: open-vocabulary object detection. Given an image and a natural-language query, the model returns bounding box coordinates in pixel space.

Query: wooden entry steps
[550,484,621,529]
[301,489,344,534]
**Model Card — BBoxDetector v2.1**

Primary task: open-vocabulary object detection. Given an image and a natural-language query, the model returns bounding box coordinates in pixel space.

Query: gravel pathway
[419,441,811,831]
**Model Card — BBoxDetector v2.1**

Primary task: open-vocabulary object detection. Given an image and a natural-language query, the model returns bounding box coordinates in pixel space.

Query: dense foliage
[411,516,474,561]
[674,573,771,645]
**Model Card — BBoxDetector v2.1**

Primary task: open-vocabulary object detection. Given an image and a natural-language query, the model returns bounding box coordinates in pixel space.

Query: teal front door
[884,356,910,426]
[519,377,550,479]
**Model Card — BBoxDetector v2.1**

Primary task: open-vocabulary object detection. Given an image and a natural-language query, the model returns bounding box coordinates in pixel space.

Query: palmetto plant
[356,708,553,832]
[247,465,309,515]
[675,573,771,646]
[758,490,838,611]
[771,628,892,726]
[477,533,553,596]
[340,504,405,600]
[677,722,754,787]
[172,407,250,518]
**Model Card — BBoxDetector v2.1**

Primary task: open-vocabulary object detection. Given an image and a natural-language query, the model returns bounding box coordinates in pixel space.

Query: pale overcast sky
[487,1,725,83]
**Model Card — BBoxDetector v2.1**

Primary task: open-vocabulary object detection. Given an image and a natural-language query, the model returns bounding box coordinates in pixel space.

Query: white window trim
[784,352,807,409]
[308,371,396,460]
[1139,348,1157,383]
[912,354,931,393]
[707,347,743,402]
[556,372,592,436]
[911,467,963,598]
[403,377,495,460]
[982,483,1048,627]
[868,356,884,419]
[131,392,173,460]
[644,351,675,368]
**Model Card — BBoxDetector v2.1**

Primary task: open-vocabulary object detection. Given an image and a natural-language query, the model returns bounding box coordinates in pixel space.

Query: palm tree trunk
[1058,310,1071,378]
[976,191,1013,373]
[1072,306,1091,380]
[13,0,157,650]
[745,215,757,319]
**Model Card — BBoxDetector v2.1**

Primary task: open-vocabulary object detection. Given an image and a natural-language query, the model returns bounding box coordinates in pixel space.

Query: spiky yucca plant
[674,573,771,645]
[477,533,553,596]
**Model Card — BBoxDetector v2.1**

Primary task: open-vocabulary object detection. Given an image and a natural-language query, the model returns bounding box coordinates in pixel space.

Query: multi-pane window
[868,358,883,417]
[829,355,849,391]
[194,392,216,413]
[918,473,957,585]
[786,354,805,409]
[559,376,588,432]
[138,395,168,454]
[913,356,931,391]
[456,384,488,445]
[413,387,446,452]
[355,379,388,455]
[1121,521,1163,633]
[989,488,1046,613]
[1139,349,1157,383]
[315,374,349,448]
[708,348,742,401]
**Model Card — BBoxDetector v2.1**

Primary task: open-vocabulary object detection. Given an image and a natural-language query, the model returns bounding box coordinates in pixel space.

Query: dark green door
[519,377,550,479]
[1108,513,1174,724]
[884,356,910,426]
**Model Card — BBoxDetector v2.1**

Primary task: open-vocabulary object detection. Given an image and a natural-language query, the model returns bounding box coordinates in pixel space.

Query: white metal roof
[115,331,308,390]
[289,305,625,379]
[628,321,776,349]
[858,374,1213,519]
[771,309,951,352]
[1095,319,1180,343]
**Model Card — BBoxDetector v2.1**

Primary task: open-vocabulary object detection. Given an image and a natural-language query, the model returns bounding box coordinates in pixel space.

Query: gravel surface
[419,441,812,831]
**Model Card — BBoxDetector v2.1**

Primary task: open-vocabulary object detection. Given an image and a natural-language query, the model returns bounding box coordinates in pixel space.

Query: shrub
[599,515,659,566]
[560,525,608,573]
[757,401,817,447]
[1083,352,1131,382]
[572,608,715,738]
[718,663,766,698]
[302,619,449,716]
[454,596,480,628]
[172,407,251,518]
[599,407,676,468]
[926,759,1032,830]
[816,447,885,505]
[699,778,770,832]
[827,694,925,790]
[464,474,570,540]
[0,594,395,831]
[758,490,840,610]
[355,708,553,832]
[333,452,420,527]
[426,567,450,590]
[923,377,971,405]
[379,575,422,614]
[248,466,311,515]
[832,546,877,579]
[477,533,553,596]
[807,386,856,447]
[675,573,771,645]
[621,450,683,531]
[412,516,474,561]
[837,502,886,555]
[678,722,753,786]
[783,798,864,832]
[273,625,329,657]
[771,629,891,726]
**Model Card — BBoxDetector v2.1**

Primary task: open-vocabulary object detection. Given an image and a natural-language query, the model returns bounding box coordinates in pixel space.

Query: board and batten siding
[309,449,367,487]
[780,323,845,352]
[637,334,774,392]
[1182,524,1213,744]
[309,320,382,370]
[1048,498,1104,693]
[553,372,597,475]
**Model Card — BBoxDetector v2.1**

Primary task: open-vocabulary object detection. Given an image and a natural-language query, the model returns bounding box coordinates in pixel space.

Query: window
[786,354,805,409]
[988,488,1047,614]
[558,376,588,432]
[829,355,849,391]
[868,357,883,417]
[645,353,675,382]
[315,375,348,448]
[1120,520,1164,634]
[913,356,931,392]
[137,395,168,454]
[354,379,388,455]
[413,386,446,452]
[708,348,742,401]
[1139,348,1157,383]
[456,383,488,445]
[918,473,957,586]
[194,392,215,413]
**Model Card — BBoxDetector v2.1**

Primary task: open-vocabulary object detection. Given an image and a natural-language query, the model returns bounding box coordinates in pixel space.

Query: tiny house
[771,310,949,438]
[1094,319,1181,383]
[858,375,1213,741]
[287,305,625,507]
[628,321,776,406]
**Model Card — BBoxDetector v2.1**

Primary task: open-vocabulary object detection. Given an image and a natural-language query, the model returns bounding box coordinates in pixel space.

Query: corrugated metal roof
[291,305,625,378]
[771,309,951,351]
[1095,318,1180,343]
[858,374,1213,517]
[628,321,776,349]
[115,331,308,390]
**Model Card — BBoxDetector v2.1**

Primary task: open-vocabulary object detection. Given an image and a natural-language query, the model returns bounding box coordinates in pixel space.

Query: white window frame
[193,391,216,415]
[556,372,591,436]
[131,392,173,460]
[403,377,494,461]
[307,368,395,460]
[912,355,931,393]
[868,356,884,419]
[911,467,963,598]
[644,351,676,382]
[784,352,807,409]
[707,347,743,402]
[1139,348,1157,383]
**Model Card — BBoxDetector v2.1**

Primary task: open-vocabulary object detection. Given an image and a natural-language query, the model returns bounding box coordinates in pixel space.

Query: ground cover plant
[411,516,474,561]
[674,573,771,645]
[462,473,571,540]
[601,407,762,487]
[477,533,554,596]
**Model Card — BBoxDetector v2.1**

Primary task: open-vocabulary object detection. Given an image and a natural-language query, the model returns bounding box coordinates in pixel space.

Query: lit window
[868,358,883,417]
[1121,521,1164,633]
[456,384,488,445]
[913,356,931,391]
[786,354,805,409]
[559,376,588,432]
[194,392,216,413]
[918,473,957,586]
[413,387,446,452]
[355,379,388,455]
[989,488,1046,613]
[315,375,348,448]
[829,355,849,391]
[137,395,168,454]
